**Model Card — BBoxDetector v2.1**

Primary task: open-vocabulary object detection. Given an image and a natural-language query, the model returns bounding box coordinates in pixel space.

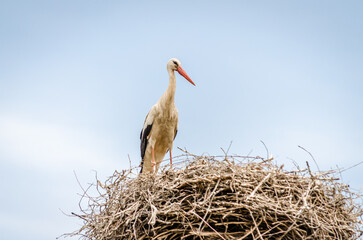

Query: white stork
[140,58,195,173]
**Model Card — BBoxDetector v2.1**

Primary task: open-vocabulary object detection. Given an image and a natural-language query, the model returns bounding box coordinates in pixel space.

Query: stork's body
[140,59,195,173]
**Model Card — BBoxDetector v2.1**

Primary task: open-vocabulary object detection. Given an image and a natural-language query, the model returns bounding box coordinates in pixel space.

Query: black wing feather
[174,129,178,140]
[140,124,152,173]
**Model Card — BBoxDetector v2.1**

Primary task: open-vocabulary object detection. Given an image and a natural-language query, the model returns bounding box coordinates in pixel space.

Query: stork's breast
[151,116,177,147]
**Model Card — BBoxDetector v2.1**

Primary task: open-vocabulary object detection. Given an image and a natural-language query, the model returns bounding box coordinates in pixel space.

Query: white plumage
[140,58,195,173]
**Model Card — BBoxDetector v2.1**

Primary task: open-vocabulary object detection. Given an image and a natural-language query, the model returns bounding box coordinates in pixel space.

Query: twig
[260,140,269,161]
[340,161,363,173]
[298,145,320,172]
[247,173,272,199]
[226,141,233,155]
[191,210,227,240]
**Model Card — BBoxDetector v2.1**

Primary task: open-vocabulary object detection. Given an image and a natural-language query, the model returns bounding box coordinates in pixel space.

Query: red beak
[177,66,196,86]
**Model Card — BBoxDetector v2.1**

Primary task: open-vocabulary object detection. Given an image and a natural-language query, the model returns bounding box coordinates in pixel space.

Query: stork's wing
[140,120,152,160]
[174,109,179,140]
[167,109,178,154]
[174,129,178,140]
[140,105,157,173]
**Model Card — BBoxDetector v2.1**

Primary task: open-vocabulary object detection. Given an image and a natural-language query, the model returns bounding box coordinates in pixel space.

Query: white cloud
[0,115,119,171]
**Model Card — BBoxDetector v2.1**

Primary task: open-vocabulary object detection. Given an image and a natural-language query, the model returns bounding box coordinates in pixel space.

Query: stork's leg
[152,147,156,172]
[169,149,173,169]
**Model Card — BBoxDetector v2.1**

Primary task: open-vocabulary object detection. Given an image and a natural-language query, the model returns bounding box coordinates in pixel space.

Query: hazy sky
[1,1,362,239]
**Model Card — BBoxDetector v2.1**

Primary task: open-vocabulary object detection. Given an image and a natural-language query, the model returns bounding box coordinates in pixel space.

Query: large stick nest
[68,154,363,239]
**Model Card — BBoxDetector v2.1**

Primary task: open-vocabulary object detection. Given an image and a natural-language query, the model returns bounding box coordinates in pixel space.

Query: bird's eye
[173,61,178,66]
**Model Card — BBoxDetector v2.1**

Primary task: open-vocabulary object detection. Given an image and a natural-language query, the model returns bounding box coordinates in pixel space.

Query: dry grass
[64,152,363,239]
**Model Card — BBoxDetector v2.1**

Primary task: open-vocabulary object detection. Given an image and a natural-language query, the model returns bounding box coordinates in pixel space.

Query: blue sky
[0,1,362,239]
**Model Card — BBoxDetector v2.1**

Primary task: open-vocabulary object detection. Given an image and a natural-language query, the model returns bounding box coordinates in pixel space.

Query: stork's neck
[160,69,176,107]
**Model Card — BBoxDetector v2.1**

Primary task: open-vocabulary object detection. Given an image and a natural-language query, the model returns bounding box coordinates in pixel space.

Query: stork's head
[167,58,196,86]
